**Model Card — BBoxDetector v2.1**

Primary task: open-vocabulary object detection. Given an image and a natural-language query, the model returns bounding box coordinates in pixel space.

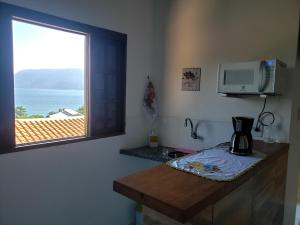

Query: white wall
[154,0,299,224]
[0,1,158,225]
[154,0,299,149]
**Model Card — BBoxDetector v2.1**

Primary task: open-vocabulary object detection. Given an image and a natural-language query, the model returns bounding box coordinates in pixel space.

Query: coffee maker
[230,117,254,156]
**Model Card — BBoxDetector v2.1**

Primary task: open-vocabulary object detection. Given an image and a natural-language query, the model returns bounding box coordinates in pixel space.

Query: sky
[12,20,86,74]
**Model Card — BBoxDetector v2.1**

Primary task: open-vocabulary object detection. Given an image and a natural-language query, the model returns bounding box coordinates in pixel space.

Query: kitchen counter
[114,141,289,225]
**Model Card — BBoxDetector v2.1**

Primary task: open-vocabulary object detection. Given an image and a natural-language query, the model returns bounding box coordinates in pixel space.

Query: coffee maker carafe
[230,117,254,156]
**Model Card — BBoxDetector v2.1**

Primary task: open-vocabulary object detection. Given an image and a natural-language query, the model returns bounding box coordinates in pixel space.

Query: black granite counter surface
[120,143,230,162]
[120,146,188,162]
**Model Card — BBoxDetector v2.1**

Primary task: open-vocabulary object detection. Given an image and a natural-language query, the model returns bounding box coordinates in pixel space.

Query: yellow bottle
[149,130,159,148]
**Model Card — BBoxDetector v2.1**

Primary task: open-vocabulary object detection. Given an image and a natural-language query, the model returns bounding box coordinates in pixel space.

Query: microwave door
[219,62,260,94]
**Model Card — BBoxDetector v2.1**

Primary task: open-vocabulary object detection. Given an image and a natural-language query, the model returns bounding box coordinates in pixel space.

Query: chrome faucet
[184,118,203,140]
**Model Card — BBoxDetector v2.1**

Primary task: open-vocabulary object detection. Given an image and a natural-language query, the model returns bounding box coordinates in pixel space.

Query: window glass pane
[12,19,86,145]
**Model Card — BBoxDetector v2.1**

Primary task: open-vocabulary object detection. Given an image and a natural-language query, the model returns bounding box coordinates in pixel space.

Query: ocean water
[15,88,84,116]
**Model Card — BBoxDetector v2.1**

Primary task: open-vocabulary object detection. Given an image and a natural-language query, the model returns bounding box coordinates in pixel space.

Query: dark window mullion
[89,34,126,137]
[0,8,15,152]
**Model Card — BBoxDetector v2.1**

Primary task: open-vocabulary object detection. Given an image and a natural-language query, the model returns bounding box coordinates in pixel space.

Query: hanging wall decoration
[181,68,201,91]
[143,76,158,123]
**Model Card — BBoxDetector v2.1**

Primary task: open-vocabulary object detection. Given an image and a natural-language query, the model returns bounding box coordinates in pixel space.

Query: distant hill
[14,69,84,90]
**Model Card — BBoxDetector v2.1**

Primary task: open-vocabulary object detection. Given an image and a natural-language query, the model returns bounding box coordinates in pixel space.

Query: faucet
[184,118,203,140]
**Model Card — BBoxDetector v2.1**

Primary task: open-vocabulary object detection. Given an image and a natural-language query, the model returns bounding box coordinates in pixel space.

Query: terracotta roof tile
[15,116,85,145]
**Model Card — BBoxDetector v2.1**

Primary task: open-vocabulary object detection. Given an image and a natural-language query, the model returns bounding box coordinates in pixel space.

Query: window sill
[0,131,125,154]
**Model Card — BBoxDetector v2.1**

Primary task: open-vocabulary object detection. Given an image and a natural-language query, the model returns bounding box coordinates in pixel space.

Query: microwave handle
[258,61,269,93]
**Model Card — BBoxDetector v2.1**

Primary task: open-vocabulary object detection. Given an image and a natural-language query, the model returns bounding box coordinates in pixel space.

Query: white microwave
[217,59,286,95]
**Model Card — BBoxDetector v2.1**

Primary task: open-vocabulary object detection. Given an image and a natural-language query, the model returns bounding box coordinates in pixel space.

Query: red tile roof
[15,116,85,145]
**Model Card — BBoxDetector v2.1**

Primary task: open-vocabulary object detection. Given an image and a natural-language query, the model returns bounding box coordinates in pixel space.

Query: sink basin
[167,151,189,159]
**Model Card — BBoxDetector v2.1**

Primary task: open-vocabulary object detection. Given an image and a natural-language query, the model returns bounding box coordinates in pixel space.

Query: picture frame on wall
[182,68,201,91]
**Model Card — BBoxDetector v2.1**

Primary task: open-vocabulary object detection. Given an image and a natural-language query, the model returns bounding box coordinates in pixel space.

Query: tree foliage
[15,106,44,119]
[77,106,85,115]
[46,111,57,118]
[15,106,27,118]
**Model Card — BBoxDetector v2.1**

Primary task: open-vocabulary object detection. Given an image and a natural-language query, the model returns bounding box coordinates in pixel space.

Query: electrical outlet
[252,128,263,139]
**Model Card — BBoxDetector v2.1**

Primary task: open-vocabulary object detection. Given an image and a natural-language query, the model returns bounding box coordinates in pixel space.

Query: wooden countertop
[113,141,289,223]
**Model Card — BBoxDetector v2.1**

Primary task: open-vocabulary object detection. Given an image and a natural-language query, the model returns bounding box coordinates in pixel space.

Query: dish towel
[166,146,265,181]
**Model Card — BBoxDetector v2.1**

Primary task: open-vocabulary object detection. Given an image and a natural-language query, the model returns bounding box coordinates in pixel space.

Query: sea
[15,88,84,116]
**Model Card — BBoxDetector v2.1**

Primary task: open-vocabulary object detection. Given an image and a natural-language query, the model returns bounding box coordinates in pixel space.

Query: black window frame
[0,2,127,153]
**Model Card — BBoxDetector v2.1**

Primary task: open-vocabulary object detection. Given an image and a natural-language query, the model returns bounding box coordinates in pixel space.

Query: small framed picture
[182,68,201,91]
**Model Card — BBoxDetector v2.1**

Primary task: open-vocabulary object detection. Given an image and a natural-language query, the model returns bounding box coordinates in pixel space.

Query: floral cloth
[167,146,265,181]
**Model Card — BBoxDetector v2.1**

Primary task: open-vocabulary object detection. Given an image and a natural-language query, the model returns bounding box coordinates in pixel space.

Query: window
[0,2,126,152]
[13,20,86,145]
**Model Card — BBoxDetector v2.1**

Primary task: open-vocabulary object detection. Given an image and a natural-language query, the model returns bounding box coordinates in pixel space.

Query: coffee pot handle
[232,117,236,130]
